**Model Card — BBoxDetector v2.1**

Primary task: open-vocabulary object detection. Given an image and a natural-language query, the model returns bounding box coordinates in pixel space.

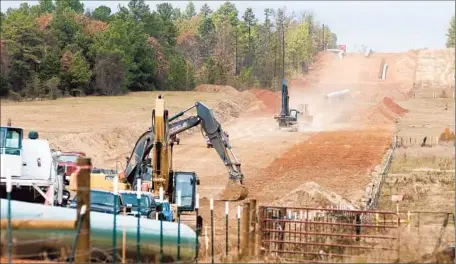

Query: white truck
[0,124,68,205]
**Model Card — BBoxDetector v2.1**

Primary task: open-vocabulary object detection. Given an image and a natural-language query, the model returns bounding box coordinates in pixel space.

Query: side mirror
[126,204,132,213]
[156,204,162,212]
[196,178,200,185]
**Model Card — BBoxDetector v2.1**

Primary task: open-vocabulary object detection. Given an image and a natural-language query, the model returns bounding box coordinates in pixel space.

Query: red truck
[58,151,86,184]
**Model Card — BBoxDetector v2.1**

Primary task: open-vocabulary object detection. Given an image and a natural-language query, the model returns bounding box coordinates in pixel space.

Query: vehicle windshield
[1,127,22,149]
[59,155,79,163]
[90,191,120,207]
[290,111,297,119]
[175,173,194,207]
[121,193,152,208]
[142,166,152,181]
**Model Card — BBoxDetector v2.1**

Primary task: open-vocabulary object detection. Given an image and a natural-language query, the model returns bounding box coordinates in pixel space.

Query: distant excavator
[273,20,313,131]
[119,95,247,223]
[274,79,313,131]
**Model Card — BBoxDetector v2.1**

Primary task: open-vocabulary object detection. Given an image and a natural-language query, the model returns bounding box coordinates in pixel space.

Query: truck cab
[0,126,23,181]
[58,151,86,185]
[1,126,64,205]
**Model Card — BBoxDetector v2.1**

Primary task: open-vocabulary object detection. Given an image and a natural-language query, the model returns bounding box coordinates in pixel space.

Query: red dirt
[362,97,409,123]
[246,130,392,203]
[382,97,409,115]
[249,88,281,112]
[439,127,455,142]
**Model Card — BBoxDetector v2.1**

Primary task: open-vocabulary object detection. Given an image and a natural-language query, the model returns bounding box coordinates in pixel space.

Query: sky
[1,1,454,52]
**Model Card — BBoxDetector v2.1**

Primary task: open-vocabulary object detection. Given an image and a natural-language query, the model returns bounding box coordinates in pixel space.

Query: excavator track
[217,181,249,201]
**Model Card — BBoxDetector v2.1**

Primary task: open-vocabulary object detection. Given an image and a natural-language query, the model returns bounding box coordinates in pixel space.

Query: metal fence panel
[259,206,400,263]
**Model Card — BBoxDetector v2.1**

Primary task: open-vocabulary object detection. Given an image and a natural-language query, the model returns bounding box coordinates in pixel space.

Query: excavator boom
[168,102,248,200]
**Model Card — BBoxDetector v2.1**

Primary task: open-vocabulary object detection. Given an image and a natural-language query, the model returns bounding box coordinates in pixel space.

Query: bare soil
[3,49,451,263]
[378,96,455,262]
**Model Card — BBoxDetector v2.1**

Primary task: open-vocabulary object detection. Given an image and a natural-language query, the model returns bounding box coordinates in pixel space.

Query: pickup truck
[69,189,132,215]
[154,199,174,222]
[119,191,161,219]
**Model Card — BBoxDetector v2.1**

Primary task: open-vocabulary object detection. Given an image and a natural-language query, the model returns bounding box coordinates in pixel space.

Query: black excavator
[274,80,313,131]
[274,79,300,131]
[273,20,312,131]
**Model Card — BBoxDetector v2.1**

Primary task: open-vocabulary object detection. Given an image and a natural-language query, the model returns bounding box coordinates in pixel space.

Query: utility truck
[0,123,68,206]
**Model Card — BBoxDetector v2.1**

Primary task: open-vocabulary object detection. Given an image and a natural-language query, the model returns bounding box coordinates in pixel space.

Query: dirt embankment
[50,86,264,168]
[246,129,393,205]
[373,96,409,123]
[194,84,280,114]
[248,88,281,113]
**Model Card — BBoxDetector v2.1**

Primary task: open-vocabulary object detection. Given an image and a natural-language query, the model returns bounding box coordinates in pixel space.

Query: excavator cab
[290,109,299,121]
[172,171,199,212]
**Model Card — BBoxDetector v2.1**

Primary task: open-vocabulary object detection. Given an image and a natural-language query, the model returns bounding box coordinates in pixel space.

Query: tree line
[0,0,338,99]
[446,14,455,48]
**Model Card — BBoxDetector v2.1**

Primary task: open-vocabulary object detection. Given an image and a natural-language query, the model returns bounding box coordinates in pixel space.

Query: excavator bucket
[217,181,249,201]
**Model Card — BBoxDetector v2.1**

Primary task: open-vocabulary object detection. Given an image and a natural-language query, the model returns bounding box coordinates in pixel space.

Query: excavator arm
[122,130,155,186]
[168,102,245,185]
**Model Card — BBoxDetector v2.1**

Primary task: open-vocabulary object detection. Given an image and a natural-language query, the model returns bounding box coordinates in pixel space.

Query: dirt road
[1,51,410,262]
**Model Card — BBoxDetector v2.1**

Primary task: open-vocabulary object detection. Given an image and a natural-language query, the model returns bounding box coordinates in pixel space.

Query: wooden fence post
[249,199,257,258]
[257,206,264,258]
[76,157,91,263]
[241,202,250,259]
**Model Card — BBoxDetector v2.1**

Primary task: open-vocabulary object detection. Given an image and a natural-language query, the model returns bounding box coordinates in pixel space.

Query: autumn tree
[0,1,338,98]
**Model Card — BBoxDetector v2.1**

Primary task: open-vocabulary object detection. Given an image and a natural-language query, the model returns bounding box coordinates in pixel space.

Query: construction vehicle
[274,80,313,131]
[0,122,68,206]
[58,151,86,185]
[170,134,180,145]
[274,20,313,131]
[117,95,247,228]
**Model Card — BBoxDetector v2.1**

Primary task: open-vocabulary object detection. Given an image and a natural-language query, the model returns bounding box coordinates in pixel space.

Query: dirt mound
[362,97,409,124]
[382,97,408,115]
[194,84,260,118]
[249,88,281,113]
[439,128,455,142]
[194,84,239,94]
[50,125,144,168]
[274,181,356,209]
